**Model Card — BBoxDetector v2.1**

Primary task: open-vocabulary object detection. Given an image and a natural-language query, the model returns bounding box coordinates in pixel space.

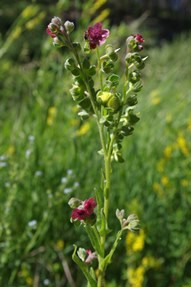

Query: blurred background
[0,0,191,286]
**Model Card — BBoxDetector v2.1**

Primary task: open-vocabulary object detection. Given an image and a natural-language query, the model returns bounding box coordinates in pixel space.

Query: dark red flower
[71,208,89,221]
[83,197,97,215]
[85,22,109,49]
[71,197,97,221]
[134,34,144,43]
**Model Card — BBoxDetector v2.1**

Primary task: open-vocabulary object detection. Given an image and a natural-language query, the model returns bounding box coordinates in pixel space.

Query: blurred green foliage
[0,1,191,286]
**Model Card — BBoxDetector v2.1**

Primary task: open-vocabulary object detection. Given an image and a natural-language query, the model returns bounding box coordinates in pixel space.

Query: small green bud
[65,58,76,70]
[88,65,96,76]
[102,60,114,73]
[68,197,82,209]
[107,95,121,111]
[126,94,138,106]
[82,58,90,70]
[116,209,125,224]
[64,20,75,34]
[96,91,113,105]
[129,71,140,83]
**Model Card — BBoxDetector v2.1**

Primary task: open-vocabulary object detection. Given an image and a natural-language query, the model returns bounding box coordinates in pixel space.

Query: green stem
[96,47,103,89]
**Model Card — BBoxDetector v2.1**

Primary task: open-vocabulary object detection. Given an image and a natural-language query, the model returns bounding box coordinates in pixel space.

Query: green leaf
[84,225,104,257]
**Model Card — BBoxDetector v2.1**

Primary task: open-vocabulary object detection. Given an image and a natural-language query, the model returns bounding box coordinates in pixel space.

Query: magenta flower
[85,22,110,49]
[71,197,97,221]
[134,34,144,43]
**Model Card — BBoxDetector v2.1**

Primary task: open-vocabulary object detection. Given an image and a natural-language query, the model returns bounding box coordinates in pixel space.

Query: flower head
[134,34,144,43]
[70,197,97,221]
[126,34,145,51]
[85,22,109,49]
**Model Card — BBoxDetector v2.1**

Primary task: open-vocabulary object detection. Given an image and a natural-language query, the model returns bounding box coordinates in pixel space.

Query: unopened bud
[64,20,75,34]
[68,197,82,209]
[122,214,140,231]
[51,16,62,28]
[97,91,113,105]
[107,95,121,112]
[116,209,125,225]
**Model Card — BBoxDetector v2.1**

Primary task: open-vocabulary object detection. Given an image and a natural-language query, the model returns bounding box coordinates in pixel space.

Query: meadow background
[0,0,191,286]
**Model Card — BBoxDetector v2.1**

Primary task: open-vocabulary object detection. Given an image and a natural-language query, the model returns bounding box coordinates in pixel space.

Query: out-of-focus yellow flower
[166,113,172,124]
[6,145,15,156]
[127,266,145,287]
[47,106,57,126]
[161,176,169,186]
[142,256,162,269]
[26,277,33,286]
[180,179,189,187]
[176,133,189,156]
[126,229,145,253]
[76,122,90,136]
[157,159,165,173]
[163,145,173,159]
[150,89,161,106]
[153,182,163,196]
[55,239,64,251]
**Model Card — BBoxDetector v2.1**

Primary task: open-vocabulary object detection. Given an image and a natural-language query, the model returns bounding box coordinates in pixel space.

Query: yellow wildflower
[55,239,64,251]
[166,114,172,124]
[6,145,15,156]
[157,159,165,173]
[26,277,33,286]
[176,133,189,156]
[161,176,169,186]
[150,89,161,106]
[180,179,189,187]
[142,255,161,269]
[76,122,90,136]
[163,145,173,159]
[126,230,145,253]
[47,106,57,126]
[127,266,145,287]
[153,182,163,197]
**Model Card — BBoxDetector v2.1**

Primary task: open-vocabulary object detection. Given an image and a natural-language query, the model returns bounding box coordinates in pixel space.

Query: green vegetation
[0,2,191,287]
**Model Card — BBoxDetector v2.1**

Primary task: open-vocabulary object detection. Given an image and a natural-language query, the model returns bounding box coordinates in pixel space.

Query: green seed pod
[126,94,138,106]
[129,71,140,83]
[107,95,121,111]
[65,58,76,71]
[96,91,113,105]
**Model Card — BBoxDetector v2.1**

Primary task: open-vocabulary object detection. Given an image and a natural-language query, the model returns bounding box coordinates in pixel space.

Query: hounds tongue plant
[47,16,147,287]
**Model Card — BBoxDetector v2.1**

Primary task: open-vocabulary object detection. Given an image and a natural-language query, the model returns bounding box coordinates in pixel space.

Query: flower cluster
[68,197,97,222]
[46,17,74,46]
[84,22,109,49]
[126,33,145,52]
